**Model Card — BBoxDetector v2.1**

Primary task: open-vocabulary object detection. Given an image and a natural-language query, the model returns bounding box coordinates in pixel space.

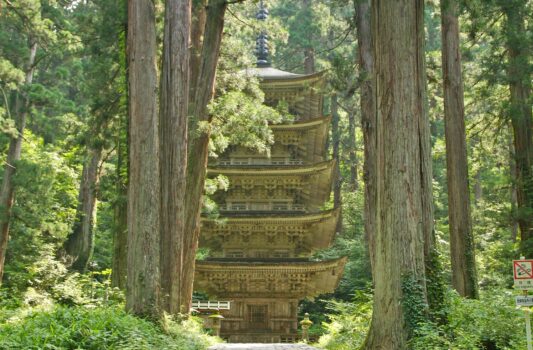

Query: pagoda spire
[255,0,270,67]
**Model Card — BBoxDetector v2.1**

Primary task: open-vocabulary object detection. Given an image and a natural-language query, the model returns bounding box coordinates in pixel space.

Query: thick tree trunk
[159,0,191,314]
[331,94,343,233]
[126,0,161,318]
[503,1,533,254]
[347,110,359,191]
[63,147,103,272]
[441,0,478,299]
[364,1,430,348]
[0,41,37,285]
[181,0,227,312]
[355,0,376,273]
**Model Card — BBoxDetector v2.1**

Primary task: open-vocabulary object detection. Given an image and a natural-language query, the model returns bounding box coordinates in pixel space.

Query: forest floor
[208,344,320,350]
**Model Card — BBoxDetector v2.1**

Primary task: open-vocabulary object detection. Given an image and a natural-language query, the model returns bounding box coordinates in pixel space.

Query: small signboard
[514,260,533,290]
[516,296,533,307]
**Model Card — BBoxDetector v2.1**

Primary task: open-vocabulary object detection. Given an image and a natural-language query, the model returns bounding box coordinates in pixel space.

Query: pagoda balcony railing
[219,203,305,212]
[191,300,231,310]
[216,158,304,166]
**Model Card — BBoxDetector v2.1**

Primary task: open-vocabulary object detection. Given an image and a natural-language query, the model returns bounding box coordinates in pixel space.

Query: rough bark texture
[364,0,431,348]
[159,0,191,314]
[331,94,343,234]
[0,41,37,284]
[181,0,227,312]
[347,110,359,191]
[355,0,376,274]
[126,0,161,318]
[441,0,478,299]
[63,147,103,272]
[503,1,533,254]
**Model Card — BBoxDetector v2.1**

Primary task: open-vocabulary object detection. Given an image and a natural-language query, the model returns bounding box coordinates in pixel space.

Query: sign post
[514,258,533,350]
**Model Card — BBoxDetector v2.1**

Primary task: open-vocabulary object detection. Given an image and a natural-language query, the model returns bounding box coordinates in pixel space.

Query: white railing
[191,300,231,310]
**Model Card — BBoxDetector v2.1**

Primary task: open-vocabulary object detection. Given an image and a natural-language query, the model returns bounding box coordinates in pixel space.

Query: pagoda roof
[199,208,340,257]
[194,257,347,299]
[246,67,326,84]
[207,159,334,175]
[270,115,331,131]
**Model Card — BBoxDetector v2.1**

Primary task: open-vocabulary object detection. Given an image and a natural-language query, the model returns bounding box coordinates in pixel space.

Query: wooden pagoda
[193,3,346,343]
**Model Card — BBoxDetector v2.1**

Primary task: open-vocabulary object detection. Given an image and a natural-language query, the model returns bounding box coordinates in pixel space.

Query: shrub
[0,306,219,350]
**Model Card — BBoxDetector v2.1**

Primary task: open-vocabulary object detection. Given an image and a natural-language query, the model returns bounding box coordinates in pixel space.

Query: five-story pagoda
[193,2,346,343]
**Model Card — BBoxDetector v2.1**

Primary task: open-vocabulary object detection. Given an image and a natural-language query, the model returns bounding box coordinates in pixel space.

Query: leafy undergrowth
[0,306,220,350]
[317,289,526,350]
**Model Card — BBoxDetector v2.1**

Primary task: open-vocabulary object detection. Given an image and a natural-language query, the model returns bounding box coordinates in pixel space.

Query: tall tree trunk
[509,134,519,243]
[364,0,430,348]
[126,0,161,318]
[181,0,227,312]
[0,41,37,284]
[112,15,129,290]
[441,0,478,299]
[347,110,359,191]
[159,0,191,314]
[502,0,533,254]
[112,126,128,290]
[331,94,343,233]
[190,0,207,103]
[355,0,376,274]
[63,146,103,272]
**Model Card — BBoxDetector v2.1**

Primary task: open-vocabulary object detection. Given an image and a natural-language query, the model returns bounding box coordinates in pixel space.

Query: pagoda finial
[255,0,270,67]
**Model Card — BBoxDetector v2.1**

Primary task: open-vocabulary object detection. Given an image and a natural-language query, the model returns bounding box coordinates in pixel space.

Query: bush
[317,294,372,350]
[411,289,526,350]
[0,306,220,350]
[317,289,525,350]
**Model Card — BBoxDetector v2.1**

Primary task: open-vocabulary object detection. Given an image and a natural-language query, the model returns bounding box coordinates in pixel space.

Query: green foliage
[401,274,429,338]
[0,306,219,350]
[317,293,372,350]
[318,289,526,350]
[410,289,526,350]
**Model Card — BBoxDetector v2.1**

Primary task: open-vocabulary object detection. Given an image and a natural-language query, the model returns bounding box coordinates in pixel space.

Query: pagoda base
[212,298,299,343]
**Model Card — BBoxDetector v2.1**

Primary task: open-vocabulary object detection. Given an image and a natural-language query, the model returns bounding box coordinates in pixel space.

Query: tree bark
[502,0,533,254]
[112,127,128,290]
[441,0,478,299]
[355,0,376,274]
[347,110,359,191]
[126,0,161,318]
[159,0,191,314]
[364,0,430,348]
[63,146,103,272]
[0,41,37,285]
[509,134,519,243]
[190,0,207,104]
[181,0,227,313]
[331,94,343,233]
